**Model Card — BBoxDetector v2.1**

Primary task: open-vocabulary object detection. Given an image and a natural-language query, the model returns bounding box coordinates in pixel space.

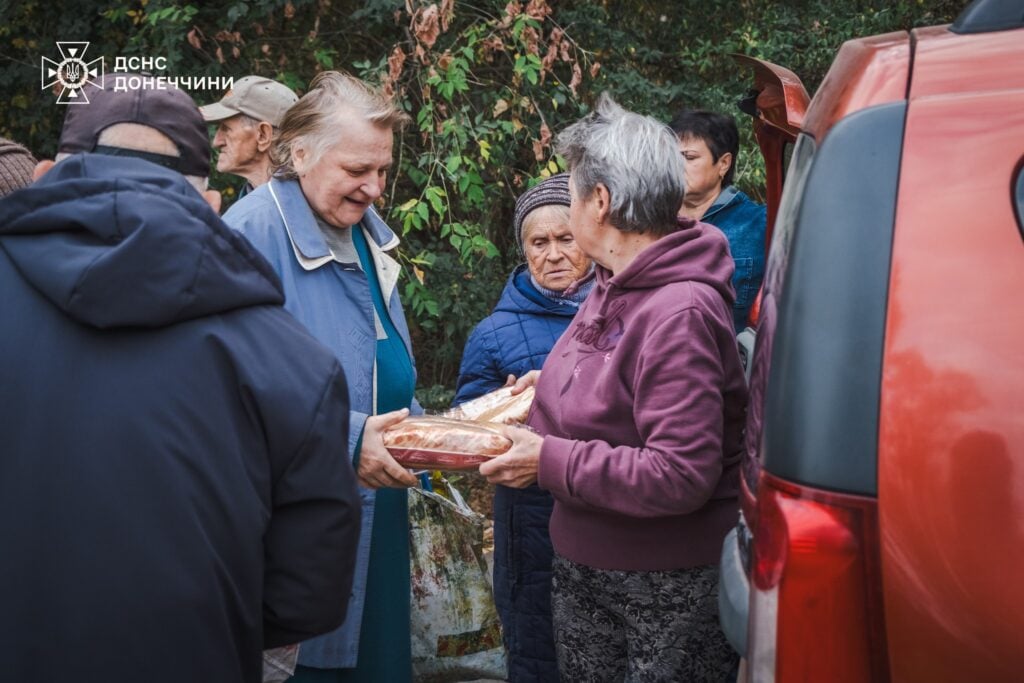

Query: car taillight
[747,473,888,682]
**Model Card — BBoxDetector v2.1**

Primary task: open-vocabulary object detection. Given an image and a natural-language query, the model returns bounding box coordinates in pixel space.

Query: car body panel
[732,55,811,328]
[910,25,1024,99]
[878,86,1024,682]
[732,54,809,139]
[802,31,910,142]
[738,30,912,512]
[729,16,1024,680]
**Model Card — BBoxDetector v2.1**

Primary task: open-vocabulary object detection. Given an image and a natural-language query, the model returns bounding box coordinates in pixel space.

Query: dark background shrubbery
[0,0,962,407]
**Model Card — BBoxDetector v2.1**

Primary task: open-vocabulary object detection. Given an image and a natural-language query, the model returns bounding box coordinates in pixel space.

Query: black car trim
[1014,160,1024,243]
[762,102,906,496]
[951,0,1024,34]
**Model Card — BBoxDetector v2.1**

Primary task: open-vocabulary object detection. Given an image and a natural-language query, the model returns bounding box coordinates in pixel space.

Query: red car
[718,0,1024,680]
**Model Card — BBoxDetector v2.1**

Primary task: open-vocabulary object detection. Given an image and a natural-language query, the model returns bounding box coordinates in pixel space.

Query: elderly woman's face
[523,205,591,292]
[295,116,393,228]
[678,134,731,202]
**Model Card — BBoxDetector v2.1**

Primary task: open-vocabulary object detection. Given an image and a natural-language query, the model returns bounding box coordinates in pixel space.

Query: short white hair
[270,70,410,179]
[556,93,685,235]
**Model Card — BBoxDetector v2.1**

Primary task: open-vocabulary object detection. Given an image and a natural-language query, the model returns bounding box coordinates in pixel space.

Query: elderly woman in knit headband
[453,172,593,681]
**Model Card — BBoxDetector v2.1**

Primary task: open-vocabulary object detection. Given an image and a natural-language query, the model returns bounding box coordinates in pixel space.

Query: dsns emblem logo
[41,42,105,104]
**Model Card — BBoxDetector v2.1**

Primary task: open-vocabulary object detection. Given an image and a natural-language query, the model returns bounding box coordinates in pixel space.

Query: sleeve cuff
[348,410,369,468]
[537,435,576,499]
[410,398,425,416]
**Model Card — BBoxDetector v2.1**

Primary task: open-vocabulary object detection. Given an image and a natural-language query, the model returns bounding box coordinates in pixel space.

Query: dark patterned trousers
[550,554,738,683]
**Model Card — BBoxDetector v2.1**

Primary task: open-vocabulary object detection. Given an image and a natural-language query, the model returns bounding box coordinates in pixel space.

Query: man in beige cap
[201,75,298,196]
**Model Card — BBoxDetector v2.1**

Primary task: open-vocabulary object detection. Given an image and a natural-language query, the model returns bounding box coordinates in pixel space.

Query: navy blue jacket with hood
[455,264,578,682]
[455,264,577,403]
[0,155,361,683]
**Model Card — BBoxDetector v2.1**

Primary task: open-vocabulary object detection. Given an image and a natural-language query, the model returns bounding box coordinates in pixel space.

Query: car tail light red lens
[748,473,888,682]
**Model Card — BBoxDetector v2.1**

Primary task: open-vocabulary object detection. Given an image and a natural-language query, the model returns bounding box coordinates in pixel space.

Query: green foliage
[415,383,457,412]
[0,0,963,391]
[560,0,964,200]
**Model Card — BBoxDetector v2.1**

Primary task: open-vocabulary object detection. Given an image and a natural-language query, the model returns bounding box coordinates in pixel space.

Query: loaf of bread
[444,385,535,424]
[383,416,512,470]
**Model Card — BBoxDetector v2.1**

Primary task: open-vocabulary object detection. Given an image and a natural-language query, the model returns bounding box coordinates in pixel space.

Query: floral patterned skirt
[551,554,738,682]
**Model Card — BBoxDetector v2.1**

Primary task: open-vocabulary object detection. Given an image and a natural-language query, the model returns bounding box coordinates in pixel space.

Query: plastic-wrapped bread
[383,416,512,470]
[444,385,535,424]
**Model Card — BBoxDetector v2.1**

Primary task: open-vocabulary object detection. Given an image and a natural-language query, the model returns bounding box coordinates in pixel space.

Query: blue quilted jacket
[455,265,578,682]
[454,264,577,404]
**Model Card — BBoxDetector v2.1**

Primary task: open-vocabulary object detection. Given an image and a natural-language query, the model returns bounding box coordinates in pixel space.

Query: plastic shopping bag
[262,644,299,683]
[409,482,506,682]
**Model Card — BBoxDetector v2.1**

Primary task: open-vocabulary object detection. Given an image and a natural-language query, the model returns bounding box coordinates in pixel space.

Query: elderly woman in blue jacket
[455,173,593,682]
[670,110,767,332]
[224,71,418,683]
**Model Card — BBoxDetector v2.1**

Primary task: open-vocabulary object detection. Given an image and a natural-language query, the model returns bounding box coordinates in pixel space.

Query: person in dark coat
[0,77,361,683]
[455,173,593,682]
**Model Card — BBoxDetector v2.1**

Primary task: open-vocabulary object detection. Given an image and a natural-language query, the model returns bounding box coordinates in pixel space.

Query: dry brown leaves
[525,0,551,21]
[532,121,552,161]
[414,4,441,49]
[501,1,522,28]
[569,61,582,96]
[382,45,407,98]
[186,27,203,51]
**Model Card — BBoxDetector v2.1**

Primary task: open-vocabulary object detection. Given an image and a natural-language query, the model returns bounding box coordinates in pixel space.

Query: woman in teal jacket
[225,71,419,683]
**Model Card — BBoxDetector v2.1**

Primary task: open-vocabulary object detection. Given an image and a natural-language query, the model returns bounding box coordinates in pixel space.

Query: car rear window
[760,102,907,496]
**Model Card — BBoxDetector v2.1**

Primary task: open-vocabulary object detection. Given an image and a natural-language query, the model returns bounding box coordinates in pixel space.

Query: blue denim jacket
[224,179,418,668]
[703,186,767,331]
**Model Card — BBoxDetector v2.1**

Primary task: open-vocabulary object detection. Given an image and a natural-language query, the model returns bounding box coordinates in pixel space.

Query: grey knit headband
[513,172,571,255]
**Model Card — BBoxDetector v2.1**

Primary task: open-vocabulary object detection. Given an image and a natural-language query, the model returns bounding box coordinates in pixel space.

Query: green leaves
[0,0,963,391]
[513,53,543,84]
[424,185,446,215]
[146,5,199,26]
[313,47,336,69]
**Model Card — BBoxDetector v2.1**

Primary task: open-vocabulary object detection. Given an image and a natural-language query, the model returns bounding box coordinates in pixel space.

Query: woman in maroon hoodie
[480,94,746,682]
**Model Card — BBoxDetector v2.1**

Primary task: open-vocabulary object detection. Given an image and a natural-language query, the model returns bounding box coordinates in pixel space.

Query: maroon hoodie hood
[529,217,747,572]
[598,216,736,301]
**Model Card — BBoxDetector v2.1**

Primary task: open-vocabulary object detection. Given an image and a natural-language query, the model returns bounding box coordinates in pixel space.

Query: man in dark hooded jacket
[0,78,361,683]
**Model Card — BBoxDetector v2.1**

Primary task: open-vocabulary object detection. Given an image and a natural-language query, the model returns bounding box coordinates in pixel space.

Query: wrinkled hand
[478,424,543,488]
[504,370,541,396]
[357,408,418,489]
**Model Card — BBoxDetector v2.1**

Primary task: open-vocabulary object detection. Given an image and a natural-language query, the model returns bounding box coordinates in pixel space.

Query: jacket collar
[266,177,400,271]
[703,185,740,222]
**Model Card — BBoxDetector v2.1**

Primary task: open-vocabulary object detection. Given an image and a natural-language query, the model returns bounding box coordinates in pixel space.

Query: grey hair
[233,114,261,129]
[58,123,208,193]
[271,70,411,179]
[556,93,685,235]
